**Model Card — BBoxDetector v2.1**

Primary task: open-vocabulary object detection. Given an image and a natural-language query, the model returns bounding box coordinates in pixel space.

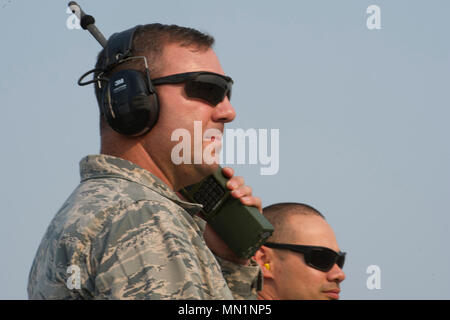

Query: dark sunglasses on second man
[152,71,233,106]
[264,242,346,272]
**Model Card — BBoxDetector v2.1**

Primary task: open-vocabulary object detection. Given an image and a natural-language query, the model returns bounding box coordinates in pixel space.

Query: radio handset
[180,167,274,259]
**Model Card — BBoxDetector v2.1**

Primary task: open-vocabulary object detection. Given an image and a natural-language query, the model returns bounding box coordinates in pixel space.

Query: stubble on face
[143,43,231,189]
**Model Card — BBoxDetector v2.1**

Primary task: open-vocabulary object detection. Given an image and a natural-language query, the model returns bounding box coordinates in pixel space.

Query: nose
[328,264,346,284]
[212,97,236,123]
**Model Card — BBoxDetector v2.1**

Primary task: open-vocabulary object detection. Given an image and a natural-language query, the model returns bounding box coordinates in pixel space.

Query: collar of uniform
[79,154,203,215]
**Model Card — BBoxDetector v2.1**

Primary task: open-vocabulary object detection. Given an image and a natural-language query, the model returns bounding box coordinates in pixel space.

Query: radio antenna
[68,1,107,48]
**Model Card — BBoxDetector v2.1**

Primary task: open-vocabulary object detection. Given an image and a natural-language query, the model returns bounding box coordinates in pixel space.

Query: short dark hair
[94,23,215,107]
[263,202,325,243]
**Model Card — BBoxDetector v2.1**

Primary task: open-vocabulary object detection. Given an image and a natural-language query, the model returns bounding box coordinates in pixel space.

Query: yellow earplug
[264,263,270,271]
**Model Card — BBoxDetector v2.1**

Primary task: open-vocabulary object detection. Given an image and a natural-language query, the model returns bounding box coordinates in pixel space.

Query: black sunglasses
[152,71,233,106]
[264,242,346,272]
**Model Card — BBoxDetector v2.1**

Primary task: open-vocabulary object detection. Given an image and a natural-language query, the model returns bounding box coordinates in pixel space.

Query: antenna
[68,1,107,48]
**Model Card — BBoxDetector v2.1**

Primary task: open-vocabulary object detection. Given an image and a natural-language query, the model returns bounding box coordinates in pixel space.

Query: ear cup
[101,69,159,136]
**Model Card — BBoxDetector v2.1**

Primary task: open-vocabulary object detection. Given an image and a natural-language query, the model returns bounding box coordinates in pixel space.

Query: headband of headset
[101,25,142,71]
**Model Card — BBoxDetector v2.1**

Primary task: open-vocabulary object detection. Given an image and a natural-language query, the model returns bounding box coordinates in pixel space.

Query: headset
[71,2,159,136]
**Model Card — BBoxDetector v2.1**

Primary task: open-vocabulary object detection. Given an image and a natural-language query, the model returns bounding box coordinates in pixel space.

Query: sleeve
[215,256,263,300]
[191,215,264,300]
[92,200,233,299]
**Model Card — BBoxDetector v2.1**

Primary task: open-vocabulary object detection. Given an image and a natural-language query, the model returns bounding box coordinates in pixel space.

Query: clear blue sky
[1,0,449,299]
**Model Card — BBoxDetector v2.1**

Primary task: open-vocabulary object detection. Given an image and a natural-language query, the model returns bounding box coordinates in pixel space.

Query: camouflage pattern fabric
[27,154,262,300]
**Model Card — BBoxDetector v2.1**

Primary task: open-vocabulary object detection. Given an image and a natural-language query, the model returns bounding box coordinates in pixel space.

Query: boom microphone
[68,1,107,48]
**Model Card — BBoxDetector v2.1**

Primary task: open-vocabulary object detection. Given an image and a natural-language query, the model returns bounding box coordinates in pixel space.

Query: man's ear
[253,246,274,280]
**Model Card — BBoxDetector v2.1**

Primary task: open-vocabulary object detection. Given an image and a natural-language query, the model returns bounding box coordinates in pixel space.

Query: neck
[101,137,176,191]
[257,291,276,300]
[257,282,278,300]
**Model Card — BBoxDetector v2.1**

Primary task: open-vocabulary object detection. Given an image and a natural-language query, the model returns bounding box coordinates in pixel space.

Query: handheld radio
[181,167,274,259]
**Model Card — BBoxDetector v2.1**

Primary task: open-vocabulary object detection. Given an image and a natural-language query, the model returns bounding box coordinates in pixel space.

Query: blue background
[1,0,449,299]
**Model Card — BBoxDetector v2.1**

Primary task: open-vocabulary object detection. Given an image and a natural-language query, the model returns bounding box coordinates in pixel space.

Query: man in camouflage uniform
[28,24,263,299]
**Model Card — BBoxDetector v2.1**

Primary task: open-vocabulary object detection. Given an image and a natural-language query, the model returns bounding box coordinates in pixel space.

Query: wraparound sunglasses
[152,71,233,106]
[264,242,346,272]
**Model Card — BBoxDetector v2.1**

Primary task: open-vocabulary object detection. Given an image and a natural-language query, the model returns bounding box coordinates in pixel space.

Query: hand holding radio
[201,167,262,264]
[222,167,262,213]
[181,166,274,262]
